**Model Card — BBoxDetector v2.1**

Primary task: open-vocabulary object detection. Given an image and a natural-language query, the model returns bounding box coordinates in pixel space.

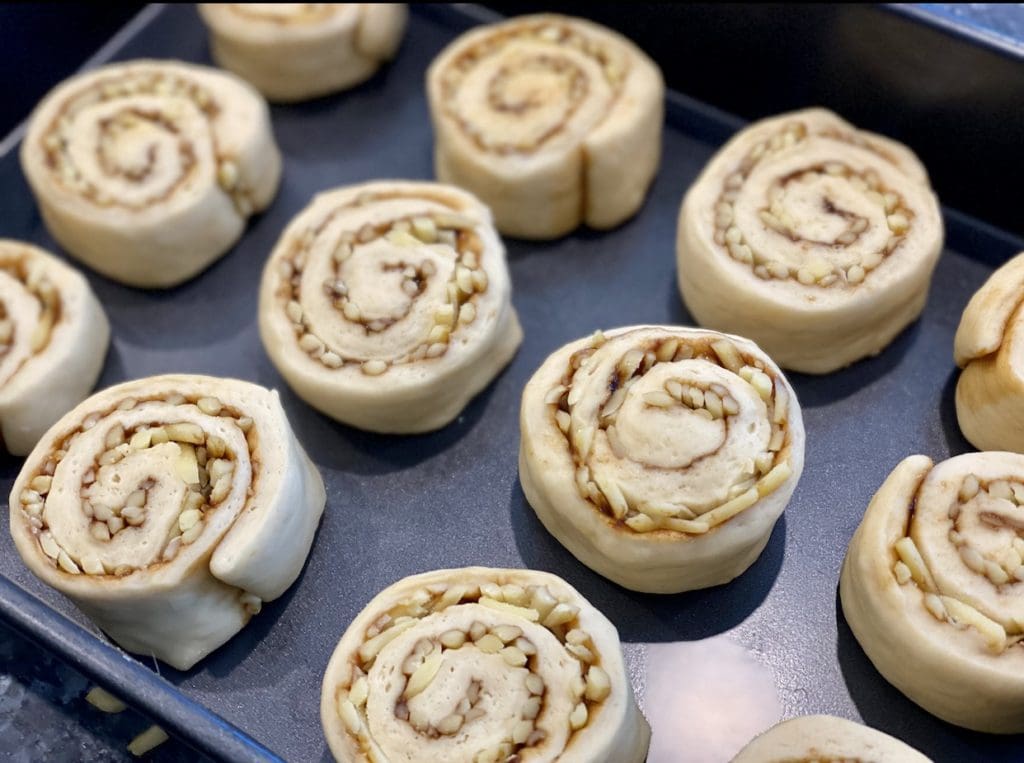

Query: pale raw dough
[259,180,521,433]
[199,4,407,102]
[0,240,108,455]
[320,567,650,763]
[840,453,1024,733]
[20,59,281,288]
[9,374,325,670]
[732,715,932,762]
[427,14,664,239]
[677,107,943,373]
[519,326,805,593]
[954,251,1024,453]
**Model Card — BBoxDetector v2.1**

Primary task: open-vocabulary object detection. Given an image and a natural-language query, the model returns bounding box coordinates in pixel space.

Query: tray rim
[888,3,1024,61]
[0,3,1021,761]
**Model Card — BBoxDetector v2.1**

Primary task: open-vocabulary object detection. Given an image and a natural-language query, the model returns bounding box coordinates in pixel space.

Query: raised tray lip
[887,3,1024,62]
[0,574,280,762]
[0,3,1021,762]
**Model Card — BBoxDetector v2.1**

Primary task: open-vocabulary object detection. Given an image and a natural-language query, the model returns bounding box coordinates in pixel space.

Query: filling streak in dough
[841,453,1024,733]
[677,108,943,373]
[9,375,325,670]
[20,60,281,288]
[259,181,521,434]
[427,14,664,239]
[320,567,650,763]
[0,240,109,455]
[519,326,805,593]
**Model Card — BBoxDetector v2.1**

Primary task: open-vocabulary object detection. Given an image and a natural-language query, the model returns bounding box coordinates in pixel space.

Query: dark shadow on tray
[502,231,608,266]
[278,370,501,475]
[94,338,127,391]
[509,483,785,642]
[939,366,973,457]
[268,33,437,165]
[789,320,921,408]
[64,235,265,351]
[664,274,695,326]
[835,589,1023,761]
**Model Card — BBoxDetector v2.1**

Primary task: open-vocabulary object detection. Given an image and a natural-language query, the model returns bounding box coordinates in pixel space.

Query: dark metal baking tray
[0,4,1021,761]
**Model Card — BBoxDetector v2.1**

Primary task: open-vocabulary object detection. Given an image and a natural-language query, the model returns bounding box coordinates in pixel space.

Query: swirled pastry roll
[9,375,325,670]
[259,181,521,433]
[520,327,805,594]
[954,251,1024,453]
[20,60,281,288]
[321,567,649,763]
[198,4,408,102]
[426,14,664,239]
[840,453,1024,732]
[677,108,943,373]
[0,240,108,455]
[732,715,932,763]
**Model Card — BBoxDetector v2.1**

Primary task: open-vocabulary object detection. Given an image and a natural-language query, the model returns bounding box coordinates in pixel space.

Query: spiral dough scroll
[20,60,281,287]
[259,181,522,433]
[9,375,325,670]
[519,326,805,593]
[198,4,408,102]
[427,14,664,239]
[0,240,109,455]
[732,715,932,763]
[954,251,1024,454]
[677,107,943,373]
[841,453,1024,732]
[320,567,650,763]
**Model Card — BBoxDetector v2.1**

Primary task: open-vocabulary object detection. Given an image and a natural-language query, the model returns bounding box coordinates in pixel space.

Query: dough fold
[840,453,1024,733]
[954,251,1024,453]
[321,567,650,763]
[259,181,521,433]
[519,326,804,593]
[0,240,109,455]
[427,14,664,239]
[198,4,408,102]
[677,108,943,373]
[9,374,325,670]
[20,59,281,288]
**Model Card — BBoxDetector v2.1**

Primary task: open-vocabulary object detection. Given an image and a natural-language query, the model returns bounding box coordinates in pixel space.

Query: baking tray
[0,4,1022,762]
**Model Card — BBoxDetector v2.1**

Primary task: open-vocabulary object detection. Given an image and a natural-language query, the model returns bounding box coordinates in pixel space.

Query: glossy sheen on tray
[0,5,1021,762]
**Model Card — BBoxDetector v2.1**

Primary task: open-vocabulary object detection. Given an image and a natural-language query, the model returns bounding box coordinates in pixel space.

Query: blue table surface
[1,3,1022,762]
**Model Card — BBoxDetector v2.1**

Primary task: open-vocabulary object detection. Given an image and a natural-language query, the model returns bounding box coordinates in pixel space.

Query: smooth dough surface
[321,567,650,763]
[20,59,281,288]
[840,453,1024,733]
[0,240,109,455]
[519,326,805,593]
[427,13,664,239]
[259,180,521,433]
[199,4,407,102]
[9,374,325,670]
[954,251,1024,453]
[732,715,932,762]
[677,107,943,373]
